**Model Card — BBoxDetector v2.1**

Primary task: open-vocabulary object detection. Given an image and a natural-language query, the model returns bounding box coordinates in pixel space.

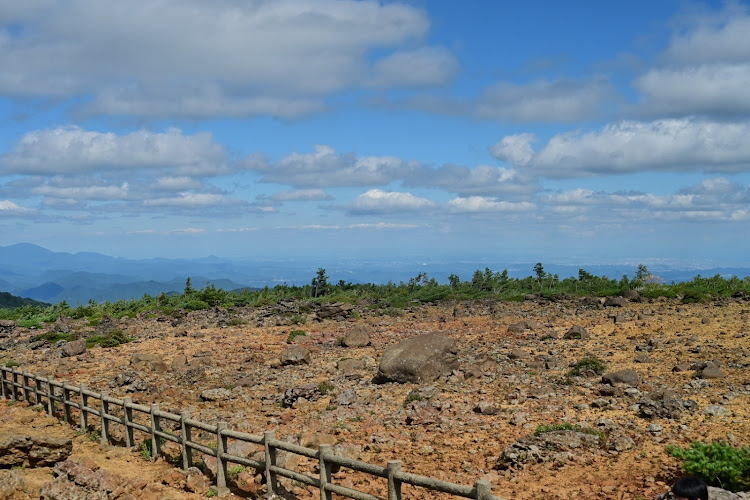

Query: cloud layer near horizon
[0,1,749,261]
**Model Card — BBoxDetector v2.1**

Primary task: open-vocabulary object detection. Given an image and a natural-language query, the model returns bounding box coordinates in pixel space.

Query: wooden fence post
[180,410,192,471]
[122,397,134,448]
[475,480,493,500]
[0,368,7,399]
[264,431,278,496]
[216,422,229,495]
[34,376,42,405]
[150,404,162,459]
[387,460,402,500]
[319,444,333,500]
[79,384,89,432]
[12,368,20,400]
[22,371,31,402]
[62,383,72,423]
[100,391,110,445]
[46,379,55,415]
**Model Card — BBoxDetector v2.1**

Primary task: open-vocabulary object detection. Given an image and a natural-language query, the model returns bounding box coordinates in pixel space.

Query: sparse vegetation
[287,329,307,343]
[667,441,750,492]
[1,265,748,327]
[318,381,335,395]
[567,356,607,377]
[85,330,133,348]
[534,423,606,442]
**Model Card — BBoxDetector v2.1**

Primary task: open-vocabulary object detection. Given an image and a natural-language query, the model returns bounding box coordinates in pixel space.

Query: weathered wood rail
[0,366,503,499]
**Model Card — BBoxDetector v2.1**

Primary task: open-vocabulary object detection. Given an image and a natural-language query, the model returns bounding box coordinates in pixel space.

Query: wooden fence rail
[0,366,502,499]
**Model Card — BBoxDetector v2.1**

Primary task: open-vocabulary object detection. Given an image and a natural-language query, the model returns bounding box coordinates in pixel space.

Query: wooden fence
[0,366,502,499]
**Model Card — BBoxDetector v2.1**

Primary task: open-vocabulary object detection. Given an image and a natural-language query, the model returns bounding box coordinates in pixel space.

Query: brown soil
[1,297,748,499]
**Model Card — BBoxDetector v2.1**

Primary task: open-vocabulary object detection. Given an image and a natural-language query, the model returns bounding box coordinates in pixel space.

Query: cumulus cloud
[475,77,616,123]
[348,189,435,215]
[371,47,459,87]
[143,192,242,208]
[0,0,451,118]
[492,118,750,178]
[446,196,535,213]
[635,8,750,117]
[247,145,410,188]
[246,145,535,197]
[269,189,333,202]
[0,126,226,175]
[0,199,39,216]
[32,183,129,200]
[541,177,750,222]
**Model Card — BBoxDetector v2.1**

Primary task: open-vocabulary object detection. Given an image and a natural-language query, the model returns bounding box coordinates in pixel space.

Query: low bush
[567,356,607,377]
[287,330,307,342]
[85,330,132,348]
[667,440,750,492]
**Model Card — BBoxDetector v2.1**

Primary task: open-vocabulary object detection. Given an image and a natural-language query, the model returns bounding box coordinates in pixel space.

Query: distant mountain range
[1,243,749,305]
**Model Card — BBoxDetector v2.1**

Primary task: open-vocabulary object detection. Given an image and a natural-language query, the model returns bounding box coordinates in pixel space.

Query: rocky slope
[1,295,748,499]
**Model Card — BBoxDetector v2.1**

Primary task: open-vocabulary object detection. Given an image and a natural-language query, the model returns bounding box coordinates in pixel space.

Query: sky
[1,0,749,267]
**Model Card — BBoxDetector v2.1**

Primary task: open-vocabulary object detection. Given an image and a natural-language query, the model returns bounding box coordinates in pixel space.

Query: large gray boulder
[61,339,86,358]
[279,345,311,365]
[376,332,459,384]
[0,435,73,467]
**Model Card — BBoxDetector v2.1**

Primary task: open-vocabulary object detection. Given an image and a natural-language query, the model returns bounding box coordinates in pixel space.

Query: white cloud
[269,189,333,202]
[32,182,129,200]
[489,134,537,166]
[0,126,226,175]
[371,47,458,87]
[0,199,38,216]
[155,177,203,191]
[476,78,616,123]
[0,0,449,118]
[446,196,535,213]
[493,118,750,178]
[634,8,750,117]
[247,145,409,188]
[541,178,750,222]
[348,189,435,214]
[663,9,750,65]
[143,192,242,208]
[247,145,535,197]
[636,63,750,116]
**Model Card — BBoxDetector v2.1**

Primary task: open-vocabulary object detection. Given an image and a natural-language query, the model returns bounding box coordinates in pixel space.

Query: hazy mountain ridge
[1,243,749,305]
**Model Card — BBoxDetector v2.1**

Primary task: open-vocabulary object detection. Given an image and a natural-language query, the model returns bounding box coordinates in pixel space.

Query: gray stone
[60,338,86,357]
[603,296,627,307]
[0,435,73,467]
[129,352,169,372]
[376,332,459,384]
[563,325,589,340]
[704,404,732,417]
[279,345,311,365]
[200,388,232,401]
[696,364,725,379]
[507,320,538,334]
[602,369,639,386]
[340,326,371,347]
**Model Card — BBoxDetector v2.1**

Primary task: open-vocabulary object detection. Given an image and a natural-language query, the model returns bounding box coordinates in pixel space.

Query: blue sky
[1,0,749,266]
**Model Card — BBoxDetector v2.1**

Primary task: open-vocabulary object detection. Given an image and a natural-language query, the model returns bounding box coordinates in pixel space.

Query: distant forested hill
[0,291,50,309]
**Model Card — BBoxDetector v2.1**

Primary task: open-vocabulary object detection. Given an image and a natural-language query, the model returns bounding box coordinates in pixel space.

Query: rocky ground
[0,295,749,499]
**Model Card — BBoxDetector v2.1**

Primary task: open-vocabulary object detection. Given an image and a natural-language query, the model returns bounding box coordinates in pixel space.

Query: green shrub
[667,441,750,492]
[36,331,76,343]
[85,330,132,349]
[534,423,605,442]
[287,330,307,342]
[4,360,20,368]
[567,356,607,377]
[318,382,335,395]
[403,390,426,407]
[16,319,41,329]
[680,290,710,304]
